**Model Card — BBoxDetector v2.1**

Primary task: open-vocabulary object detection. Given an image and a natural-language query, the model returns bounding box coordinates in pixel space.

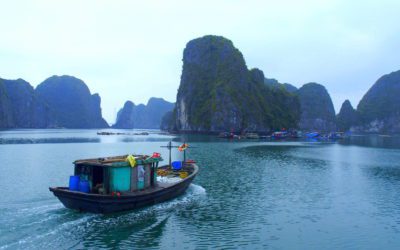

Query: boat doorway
[92,167,103,186]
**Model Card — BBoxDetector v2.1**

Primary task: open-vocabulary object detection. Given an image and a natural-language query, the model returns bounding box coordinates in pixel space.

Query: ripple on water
[2,133,400,249]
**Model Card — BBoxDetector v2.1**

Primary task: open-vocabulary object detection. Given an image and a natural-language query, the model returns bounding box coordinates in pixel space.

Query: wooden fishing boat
[49,143,199,213]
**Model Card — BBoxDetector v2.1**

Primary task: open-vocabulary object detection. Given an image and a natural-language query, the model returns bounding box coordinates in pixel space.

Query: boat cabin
[72,155,162,195]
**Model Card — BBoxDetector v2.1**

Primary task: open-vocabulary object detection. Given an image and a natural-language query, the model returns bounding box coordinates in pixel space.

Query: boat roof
[74,154,163,168]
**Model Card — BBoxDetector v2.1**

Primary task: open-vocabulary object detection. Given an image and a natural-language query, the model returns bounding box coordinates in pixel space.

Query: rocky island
[297,82,336,132]
[164,35,300,133]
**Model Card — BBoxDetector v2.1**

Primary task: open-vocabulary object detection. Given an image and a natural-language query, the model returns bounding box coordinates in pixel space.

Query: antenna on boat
[161,141,196,166]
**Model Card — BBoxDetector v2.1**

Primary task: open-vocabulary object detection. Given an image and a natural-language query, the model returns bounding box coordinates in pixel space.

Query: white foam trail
[16,203,63,215]
[0,214,97,250]
[152,183,206,210]
[189,183,206,195]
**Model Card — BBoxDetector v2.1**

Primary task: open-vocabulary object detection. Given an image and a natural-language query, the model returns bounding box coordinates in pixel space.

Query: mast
[168,141,172,166]
[161,141,195,166]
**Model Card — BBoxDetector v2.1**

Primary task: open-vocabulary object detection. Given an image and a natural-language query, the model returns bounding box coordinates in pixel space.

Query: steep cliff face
[36,75,109,128]
[175,35,249,131]
[297,83,336,131]
[1,78,54,128]
[113,98,174,129]
[0,80,13,128]
[336,100,357,132]
[89,93,109,127]
[355,70,400,133]
[174,35,299,133]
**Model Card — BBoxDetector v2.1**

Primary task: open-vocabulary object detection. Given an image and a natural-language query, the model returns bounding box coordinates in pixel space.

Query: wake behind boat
[49,143,198,213]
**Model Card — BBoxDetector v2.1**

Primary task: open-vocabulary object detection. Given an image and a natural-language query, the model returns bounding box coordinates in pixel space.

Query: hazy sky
[1,0,399,124]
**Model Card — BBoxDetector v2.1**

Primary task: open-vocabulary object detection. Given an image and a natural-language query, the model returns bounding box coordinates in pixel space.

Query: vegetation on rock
[264,77,298,93]
[173,35,300,133]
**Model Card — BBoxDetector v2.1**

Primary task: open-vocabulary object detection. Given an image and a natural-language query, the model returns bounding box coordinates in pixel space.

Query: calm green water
[1,130,400,249]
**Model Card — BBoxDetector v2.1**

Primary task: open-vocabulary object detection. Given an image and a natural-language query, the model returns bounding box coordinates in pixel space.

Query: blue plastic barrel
[172,161,182,171]
[69,176,80,191]
[79,180,90,193]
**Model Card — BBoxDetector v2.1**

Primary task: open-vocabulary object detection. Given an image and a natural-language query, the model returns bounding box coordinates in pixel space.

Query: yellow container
[179,171,188,179]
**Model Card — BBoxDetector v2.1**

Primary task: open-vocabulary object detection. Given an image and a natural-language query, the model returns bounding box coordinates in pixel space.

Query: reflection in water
[340,134,400,149]
[235,144,309,158]
[0,137,101,144]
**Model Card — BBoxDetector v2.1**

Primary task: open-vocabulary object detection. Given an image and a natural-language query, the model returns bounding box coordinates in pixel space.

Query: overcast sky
[1,0,399,124]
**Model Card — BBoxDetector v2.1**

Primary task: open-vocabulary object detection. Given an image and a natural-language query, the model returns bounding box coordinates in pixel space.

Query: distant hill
[1,78,55,128]
[297,82,336,132]
[113,98,174,129]
[336,100,357,132]
[0,78,56,128]
[36,75,109,128]
[355,70,400,133]
[0,75,109,129]
[168,35,299,133]
[0,79,14,128]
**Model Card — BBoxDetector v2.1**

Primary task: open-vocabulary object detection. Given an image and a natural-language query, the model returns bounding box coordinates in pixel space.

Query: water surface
[1,130,400,249]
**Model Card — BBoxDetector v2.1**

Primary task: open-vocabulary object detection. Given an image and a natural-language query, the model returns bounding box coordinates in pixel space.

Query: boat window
[92,167,104,194]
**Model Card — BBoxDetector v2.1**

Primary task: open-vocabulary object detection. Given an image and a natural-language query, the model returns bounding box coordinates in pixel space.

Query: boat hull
[50,165,198,213]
